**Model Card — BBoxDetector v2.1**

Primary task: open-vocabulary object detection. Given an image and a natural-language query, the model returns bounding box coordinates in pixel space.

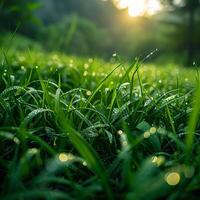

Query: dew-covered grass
[0,51,200,200]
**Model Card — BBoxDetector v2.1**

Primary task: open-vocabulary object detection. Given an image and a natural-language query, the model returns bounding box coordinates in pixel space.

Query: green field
[0,50,200,200]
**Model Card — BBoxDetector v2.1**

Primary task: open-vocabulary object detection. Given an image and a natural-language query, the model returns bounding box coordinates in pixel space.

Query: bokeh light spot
[165,172,180,186]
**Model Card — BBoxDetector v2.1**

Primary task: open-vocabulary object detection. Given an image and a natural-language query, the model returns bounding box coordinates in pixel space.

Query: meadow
[0,49,200,200]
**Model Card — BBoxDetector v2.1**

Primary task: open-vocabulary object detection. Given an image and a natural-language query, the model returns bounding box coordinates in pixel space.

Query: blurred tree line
[161,0,200,65]
[0,0,200,65]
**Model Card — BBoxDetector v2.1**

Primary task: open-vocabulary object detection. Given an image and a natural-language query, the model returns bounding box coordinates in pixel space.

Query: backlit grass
[0,50,200,200]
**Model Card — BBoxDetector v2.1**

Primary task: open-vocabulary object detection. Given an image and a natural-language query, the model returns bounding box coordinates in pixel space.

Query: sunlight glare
[147,0,161,15]
[114,0,161,17]
[114,0,129,9]
[128,1,145,17]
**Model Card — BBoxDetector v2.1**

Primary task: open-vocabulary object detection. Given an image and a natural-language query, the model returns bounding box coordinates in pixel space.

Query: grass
[0,49,200,200]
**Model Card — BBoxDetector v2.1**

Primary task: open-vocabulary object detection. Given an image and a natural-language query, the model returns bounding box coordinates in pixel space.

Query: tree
[0,0,40,34]
[161,0,200,65]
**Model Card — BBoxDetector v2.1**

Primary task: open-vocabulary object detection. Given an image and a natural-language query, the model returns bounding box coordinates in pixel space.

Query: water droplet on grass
[28,148,39,154]
[151,156,158,163]
[88,58,93,63]
[83,161,87,166]
[112,53,117,57]
[13,137,20,144]
[83,71,88,76]
[105,88,110,93]
[84,63,89,69]
[86,90,92,96]
[21,66,25,70]
[117,130,123,135]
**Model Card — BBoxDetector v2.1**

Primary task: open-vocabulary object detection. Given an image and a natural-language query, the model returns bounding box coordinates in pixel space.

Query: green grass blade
[185,82,200,161]
[56,112,114,200]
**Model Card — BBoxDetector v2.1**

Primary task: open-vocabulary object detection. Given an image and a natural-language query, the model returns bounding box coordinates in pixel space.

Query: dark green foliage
[0,0,40,35]
[39,15,111,56]
[160,0,200,65]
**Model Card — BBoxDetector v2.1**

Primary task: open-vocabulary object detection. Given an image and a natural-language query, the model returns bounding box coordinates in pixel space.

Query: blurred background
[0,0,200,65]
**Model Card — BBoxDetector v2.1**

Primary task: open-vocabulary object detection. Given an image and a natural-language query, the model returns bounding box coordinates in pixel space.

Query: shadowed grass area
[0,50,200,200]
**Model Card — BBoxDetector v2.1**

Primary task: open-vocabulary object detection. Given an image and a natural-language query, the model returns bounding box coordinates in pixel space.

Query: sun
[128,1,146,17]
[114,0,161,17]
